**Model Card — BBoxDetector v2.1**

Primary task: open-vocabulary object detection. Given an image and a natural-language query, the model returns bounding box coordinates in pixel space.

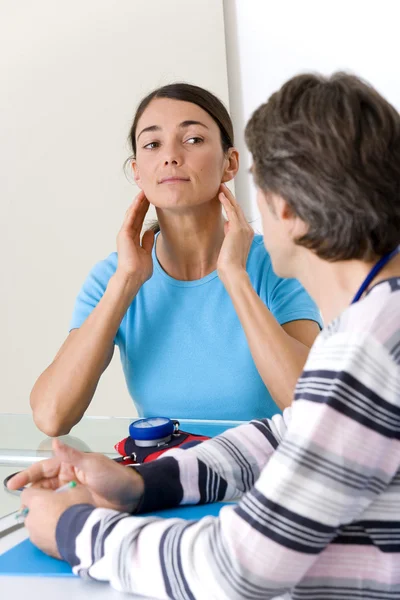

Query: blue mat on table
[0,502,233,577]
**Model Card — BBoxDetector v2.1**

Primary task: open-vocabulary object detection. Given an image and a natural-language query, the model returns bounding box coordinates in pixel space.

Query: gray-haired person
[10,73,400,599]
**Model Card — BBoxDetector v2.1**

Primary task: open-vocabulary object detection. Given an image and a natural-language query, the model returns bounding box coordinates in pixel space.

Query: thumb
[52,438,85,468]
[141,229,155,253]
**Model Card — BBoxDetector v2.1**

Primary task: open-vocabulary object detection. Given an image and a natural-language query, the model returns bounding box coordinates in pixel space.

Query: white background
[224,0,400,230]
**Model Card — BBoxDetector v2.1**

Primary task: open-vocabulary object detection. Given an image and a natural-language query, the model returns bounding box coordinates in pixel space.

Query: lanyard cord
[351,246,400,304]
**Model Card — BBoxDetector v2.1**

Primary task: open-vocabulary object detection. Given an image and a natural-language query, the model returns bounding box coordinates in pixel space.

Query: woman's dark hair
[127,83,234,234]
[245,72,400,261]
[129,82,234,157]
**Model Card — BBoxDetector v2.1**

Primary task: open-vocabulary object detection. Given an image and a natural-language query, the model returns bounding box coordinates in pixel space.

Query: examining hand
[116,190,155,286]
[7,439,145,514]
[217,184,254,283]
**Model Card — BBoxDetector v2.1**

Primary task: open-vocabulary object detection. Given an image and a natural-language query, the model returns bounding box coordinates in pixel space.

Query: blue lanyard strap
[351,246,400,304]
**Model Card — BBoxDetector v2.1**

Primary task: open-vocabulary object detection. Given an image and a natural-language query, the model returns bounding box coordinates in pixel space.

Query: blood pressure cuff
[114,430,210,465]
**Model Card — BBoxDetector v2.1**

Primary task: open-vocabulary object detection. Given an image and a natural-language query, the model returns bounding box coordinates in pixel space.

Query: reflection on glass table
[0,413,243,518]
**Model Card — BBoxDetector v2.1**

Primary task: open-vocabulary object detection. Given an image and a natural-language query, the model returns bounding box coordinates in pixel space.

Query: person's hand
[7,439,145,514]
[217,184,254,284]
[20,485,94,559]
[116,190,155,286]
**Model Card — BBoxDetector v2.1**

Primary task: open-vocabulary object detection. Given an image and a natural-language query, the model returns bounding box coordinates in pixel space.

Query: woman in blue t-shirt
[30,83,321,435]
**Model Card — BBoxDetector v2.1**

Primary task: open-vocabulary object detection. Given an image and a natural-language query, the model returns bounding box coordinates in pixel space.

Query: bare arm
[217,184,319,411]
[30,273,141,436]
[222,270,319,409]
[31,192,155,437]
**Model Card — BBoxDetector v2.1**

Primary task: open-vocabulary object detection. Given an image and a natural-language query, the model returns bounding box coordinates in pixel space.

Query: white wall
[224,0,400,229]
[0,0,230,416]
[6,0,398,418]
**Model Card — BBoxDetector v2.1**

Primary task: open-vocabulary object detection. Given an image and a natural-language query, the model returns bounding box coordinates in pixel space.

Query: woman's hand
[217,184,254,284]
[116,190,155,286]
[7,439,145,514]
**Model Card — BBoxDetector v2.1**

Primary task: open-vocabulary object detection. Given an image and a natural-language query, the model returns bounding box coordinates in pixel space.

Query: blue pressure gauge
[129,417,177,447]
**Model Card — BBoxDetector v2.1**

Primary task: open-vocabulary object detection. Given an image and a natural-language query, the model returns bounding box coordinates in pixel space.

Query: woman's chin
[151,194,201,210]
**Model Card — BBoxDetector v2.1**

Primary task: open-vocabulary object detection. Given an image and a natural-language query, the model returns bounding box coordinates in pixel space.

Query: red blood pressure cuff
[114,430,210,465]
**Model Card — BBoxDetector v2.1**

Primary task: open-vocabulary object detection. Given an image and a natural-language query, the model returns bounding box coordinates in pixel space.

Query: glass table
[0,413,242,518]
[0,413,242,599]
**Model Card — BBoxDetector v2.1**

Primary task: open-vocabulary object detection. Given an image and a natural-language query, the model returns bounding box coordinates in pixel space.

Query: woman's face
[132,98,237,210]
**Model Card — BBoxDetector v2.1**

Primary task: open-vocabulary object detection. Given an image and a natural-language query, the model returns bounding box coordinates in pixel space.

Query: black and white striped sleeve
[54,331,400,599]
[133,409,291,513]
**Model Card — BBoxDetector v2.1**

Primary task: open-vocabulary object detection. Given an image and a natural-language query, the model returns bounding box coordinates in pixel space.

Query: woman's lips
[159,177,190,184]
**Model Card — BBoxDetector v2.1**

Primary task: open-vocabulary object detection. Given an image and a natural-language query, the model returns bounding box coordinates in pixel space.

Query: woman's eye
[143,141,160,150]
[185,137,203,145]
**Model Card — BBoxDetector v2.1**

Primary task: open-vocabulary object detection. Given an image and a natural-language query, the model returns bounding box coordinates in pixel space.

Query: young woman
[11,71,400,599]
[30,83,321,436]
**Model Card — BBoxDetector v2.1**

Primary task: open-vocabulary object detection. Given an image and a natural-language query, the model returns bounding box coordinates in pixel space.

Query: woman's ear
[221,148,239,183]
[132,160,142,189]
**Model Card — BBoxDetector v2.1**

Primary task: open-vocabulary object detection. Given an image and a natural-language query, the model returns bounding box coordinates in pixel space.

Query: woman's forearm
[31,272,141,436]
[222,270,311,410]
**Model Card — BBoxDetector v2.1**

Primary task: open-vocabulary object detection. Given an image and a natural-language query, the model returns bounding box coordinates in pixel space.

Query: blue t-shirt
[70,235,322,420]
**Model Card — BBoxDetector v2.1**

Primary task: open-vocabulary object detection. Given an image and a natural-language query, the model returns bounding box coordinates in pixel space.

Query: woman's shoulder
[247,234,272,272]
[251,233,266,248]
[81,252,118,289]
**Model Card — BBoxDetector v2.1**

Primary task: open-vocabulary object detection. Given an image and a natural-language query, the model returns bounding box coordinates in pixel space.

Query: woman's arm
[222,271,319,410]
[31,273,141,437]
[31,192,154,436]
[217,184,319,410]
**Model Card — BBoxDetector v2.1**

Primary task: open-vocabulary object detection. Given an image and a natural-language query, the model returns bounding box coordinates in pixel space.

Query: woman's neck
[155,198,226,281]
[297,251,400,325]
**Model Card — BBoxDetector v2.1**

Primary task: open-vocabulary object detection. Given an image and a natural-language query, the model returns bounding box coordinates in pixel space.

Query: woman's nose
[162,142,182,166]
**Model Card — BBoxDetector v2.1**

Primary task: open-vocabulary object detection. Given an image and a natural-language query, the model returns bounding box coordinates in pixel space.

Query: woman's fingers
[219,187,236,217]
[132,196,151,237]
[7,457,62,490]
[52,438,86,468]
[141,229,155,253]
[219,184,249,226]
[219,183,237,205]
[219,184,243,230]
[31,478,63,491]
[7,441,86,491]
[121,191,150,239]
[121,190,144,224]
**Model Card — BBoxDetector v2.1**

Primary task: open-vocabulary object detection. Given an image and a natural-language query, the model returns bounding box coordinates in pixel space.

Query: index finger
[219,188,240,223]
[219,184,248,223]
[7,457,61,490]
[123,192,150,237]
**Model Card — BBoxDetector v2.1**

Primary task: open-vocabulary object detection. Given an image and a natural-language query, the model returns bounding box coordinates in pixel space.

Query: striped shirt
[56,277,400,599]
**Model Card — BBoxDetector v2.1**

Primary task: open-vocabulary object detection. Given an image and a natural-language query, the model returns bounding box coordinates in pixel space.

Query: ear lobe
[221,148,239,183]
[221,171,235,183]
[132,161,142,188]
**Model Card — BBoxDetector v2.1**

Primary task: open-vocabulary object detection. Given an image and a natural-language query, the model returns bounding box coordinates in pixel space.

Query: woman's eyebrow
[137,120,209,141]
[179,120,209,130]
[137,125,160,141]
